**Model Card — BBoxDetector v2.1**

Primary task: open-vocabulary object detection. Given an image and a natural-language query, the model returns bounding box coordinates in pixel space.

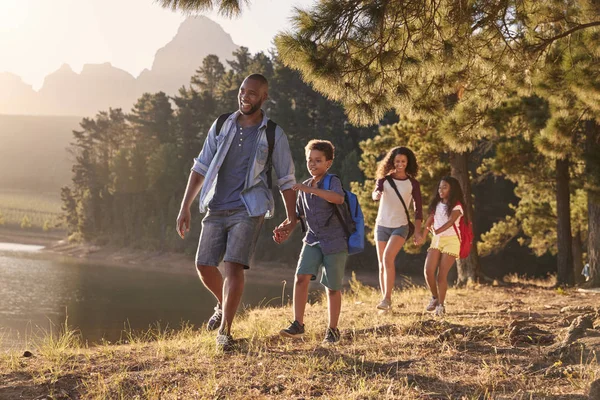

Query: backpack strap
[265,120,277,189]
[215,112,233,135]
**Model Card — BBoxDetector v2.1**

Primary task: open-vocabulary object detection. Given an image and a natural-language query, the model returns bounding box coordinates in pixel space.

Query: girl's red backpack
[452,202,474,259]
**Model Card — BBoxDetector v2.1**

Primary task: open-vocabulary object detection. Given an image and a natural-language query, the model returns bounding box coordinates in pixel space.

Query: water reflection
[0,249,292,349]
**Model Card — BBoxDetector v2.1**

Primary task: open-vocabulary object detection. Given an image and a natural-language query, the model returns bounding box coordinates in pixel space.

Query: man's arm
[176,172,205,239]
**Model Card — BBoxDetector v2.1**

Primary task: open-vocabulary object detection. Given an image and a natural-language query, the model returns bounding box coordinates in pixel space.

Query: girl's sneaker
[426,297,438,312]
[323,327,341,344]
[435,304,445,317]
[280,320,305,338]
[376,298,392,311]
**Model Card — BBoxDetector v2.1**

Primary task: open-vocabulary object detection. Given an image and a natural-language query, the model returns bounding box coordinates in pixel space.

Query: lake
[0,243,293,349]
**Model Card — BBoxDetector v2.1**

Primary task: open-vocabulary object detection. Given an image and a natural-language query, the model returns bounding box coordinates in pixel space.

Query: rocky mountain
[0,16,238,116]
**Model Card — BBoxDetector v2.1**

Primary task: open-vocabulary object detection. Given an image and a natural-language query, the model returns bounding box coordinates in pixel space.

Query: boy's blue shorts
[296,243,348,291]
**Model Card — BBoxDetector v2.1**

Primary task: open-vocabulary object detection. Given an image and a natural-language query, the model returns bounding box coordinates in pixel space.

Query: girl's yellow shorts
[428,235,460,258]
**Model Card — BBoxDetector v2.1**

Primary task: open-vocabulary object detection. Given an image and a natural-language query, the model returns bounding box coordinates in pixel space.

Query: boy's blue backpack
[322,174,365,255]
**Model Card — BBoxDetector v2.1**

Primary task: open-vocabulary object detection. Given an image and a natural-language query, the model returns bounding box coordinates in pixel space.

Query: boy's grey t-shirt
[297,175,348,255]
[209,122,261,211]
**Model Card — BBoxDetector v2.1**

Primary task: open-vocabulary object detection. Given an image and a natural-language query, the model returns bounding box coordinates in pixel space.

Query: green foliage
[20,215,32,229]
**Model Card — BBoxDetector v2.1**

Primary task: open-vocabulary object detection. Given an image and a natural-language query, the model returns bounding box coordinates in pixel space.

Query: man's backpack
[215,112,277,189]
[451,202,474,259]
[322,174,365,255]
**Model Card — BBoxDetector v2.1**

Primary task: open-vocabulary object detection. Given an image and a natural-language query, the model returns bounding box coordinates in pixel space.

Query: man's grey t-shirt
[209,122,261,211]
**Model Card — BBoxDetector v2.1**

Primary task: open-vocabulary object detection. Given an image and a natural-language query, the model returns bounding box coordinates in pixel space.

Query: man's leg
[197,265,223,305]
[219,261,245,335]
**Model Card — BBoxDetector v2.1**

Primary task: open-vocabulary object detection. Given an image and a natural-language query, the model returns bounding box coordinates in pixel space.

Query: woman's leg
[424,249,441,299]
[376,240,387,298]
[436,254,457,305]
[381,235,406,302]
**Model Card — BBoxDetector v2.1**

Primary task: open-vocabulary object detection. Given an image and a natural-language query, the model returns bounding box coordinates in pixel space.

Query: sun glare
[0,0,30,33]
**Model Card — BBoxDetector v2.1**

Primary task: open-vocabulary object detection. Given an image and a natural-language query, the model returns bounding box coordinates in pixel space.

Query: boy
[274,139,348,344]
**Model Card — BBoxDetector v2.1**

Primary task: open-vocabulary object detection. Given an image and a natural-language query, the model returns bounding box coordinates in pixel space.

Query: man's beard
[239,102,262,116]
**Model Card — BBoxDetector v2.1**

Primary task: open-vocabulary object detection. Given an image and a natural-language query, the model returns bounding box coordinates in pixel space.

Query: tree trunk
[572,230,584,284]
[450,151,480,286]
[585,119,600,287]
[556,157,574,286]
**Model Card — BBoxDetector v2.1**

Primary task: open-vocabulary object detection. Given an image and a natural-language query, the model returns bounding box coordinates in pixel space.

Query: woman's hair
[375,147,418,179]
[305,139,335,160]
[428,176,467,221]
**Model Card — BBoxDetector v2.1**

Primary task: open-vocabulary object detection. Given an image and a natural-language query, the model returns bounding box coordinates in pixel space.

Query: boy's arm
[432,209,462,235]
[296,185,344,204]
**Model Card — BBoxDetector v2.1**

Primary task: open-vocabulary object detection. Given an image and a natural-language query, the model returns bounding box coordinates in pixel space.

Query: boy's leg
[382,235,405,301]
[293,274,312,325]
[219,261,245,335]
[326,288,342,329]
[436,254,456,305]
[424,249,441,299]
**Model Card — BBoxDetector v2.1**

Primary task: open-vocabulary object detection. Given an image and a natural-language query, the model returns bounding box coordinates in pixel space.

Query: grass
[1,275,599,399]
[0,190,65,230]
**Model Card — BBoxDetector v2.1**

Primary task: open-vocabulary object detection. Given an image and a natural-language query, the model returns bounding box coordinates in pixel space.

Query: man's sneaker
[323,327,341,344]
[280,320,305,338]
[426,297,439,312]
[216,331,235,352]
[376,298,391,311]
[435,304,445,317]
[206,304,222,331]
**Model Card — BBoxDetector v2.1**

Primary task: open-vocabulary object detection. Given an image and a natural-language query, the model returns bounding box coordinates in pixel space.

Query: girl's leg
[424,249,441,299]
[382,235,406,301]
[436,254,457,305]
[376,241,387,298]
[293,274,312,324]
[326,288,342,329]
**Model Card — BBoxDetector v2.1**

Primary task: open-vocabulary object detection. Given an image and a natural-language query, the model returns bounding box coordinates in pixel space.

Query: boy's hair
[428,176,468,222]
[375,146,418,179]
[305,139,335,160]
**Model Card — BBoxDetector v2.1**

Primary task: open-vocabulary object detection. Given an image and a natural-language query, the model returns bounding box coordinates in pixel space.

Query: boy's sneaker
[426,297,439,312]
[216,331,235,352]
[206,304,222,331]
[323,327,341,344]
[435,304,445,317]
[376,298,392,311]
[280,320,305,338]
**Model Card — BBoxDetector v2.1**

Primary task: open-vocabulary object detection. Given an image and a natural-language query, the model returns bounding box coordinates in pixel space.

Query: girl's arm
[432,209,462,235]
[420,214,434,242]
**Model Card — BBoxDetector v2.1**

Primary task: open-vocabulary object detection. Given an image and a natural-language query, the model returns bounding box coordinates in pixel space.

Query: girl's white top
[433,202,463,237]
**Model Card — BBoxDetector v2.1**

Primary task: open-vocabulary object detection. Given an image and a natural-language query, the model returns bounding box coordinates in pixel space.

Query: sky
[0,0,315,90]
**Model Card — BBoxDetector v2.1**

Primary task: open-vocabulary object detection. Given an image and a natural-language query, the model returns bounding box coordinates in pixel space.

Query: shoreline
[0,226,384,286]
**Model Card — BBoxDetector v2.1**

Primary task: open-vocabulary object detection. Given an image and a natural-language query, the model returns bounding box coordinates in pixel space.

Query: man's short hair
[245,73,268,88]
[305,139,335,161]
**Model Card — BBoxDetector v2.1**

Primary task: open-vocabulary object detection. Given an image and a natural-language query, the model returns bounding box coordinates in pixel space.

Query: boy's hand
[292,183,312,193]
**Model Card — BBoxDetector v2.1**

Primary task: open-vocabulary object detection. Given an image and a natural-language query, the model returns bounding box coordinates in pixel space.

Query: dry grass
[1,275,599,399]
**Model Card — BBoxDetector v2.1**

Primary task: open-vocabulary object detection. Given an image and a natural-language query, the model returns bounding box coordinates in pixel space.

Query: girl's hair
[375,147,418,179]
[428,176,468,222]
[305,139,335,160]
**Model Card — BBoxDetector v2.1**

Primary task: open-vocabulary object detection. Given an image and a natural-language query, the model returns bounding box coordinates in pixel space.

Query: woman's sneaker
[376,298,392,311]
[206,304,223,331]
[280,320,305,338]
[435,304,445,317]
[426,297,438,312]
[323,327,341,344]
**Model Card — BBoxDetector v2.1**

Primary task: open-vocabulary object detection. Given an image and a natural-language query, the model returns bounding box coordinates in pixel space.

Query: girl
[372,147,423,311]
[421,176,465,317]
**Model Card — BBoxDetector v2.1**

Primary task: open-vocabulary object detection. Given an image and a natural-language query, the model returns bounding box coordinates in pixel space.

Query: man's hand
[273,218,298,244]
[176,208,191,239]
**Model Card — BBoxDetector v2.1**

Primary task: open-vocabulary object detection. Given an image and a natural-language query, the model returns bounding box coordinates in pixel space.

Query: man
[176,74,297,351]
